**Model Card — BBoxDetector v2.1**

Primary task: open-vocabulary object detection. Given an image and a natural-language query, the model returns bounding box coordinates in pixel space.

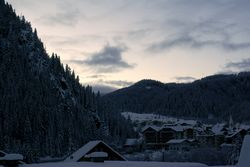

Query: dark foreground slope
[103,73,250,122]
[0,0,135,162]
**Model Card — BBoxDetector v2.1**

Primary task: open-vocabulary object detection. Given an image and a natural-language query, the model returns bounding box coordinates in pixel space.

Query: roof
[141,125,160,132]
[0,154,23,161]
[167,139,189,144]
[211,123,227,135]
[124,139,138,146]
[65,140,126,162]
[142,125,194,133]
[226,129,246,138]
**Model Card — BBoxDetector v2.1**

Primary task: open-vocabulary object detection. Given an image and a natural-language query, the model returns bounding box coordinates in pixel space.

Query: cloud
[148,36,250,52]
[174,76,196,83]
[147,17,250,53]
[225,58,250,71]
[99,79,134,87]
[86,75,106,79]
[37,9,81,26]
[70,45,135,73]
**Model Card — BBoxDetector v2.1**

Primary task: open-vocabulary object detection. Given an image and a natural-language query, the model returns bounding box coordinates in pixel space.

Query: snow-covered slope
[21,161,209,167]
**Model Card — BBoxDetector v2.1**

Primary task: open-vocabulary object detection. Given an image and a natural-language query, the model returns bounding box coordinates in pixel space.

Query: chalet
[123,138,140,153]
[167,139,193,152]
[225,129,247,144]
[220,143,236,152]
[65,140,126,162]
[158,127,176,143]
[196,134,215,147]
[142,126,159,144]
[142,125,196,149]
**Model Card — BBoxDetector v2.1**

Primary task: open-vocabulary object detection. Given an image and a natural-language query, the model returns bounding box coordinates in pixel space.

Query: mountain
[103,73,250,123]
[0,1,135,162]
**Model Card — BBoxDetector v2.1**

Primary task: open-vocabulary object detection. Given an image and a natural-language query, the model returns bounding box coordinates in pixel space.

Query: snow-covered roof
[20,161,208,167]
[226,129,245,138]
[141,125,160,132]
[0,154,23,161]
[220,143,236,147]
[237,135,250,167]
[65,140,126,162]
[211,123,227,135]
[124,139,138,146]
[142,125,193,133]
[85,152,108,158]
[167,139,188,144]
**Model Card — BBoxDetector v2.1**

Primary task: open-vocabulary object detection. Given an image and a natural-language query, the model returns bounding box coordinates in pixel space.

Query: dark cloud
[225,58,250,71]
[71,45,135,73]
[147,18,250,52]
[174,76,196,83]
[147,34,250,52]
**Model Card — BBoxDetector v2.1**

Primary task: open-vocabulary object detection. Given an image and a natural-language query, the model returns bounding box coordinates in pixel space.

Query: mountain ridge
[103,72,250,123]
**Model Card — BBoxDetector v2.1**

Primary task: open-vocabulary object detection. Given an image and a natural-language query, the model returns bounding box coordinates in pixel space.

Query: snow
[142,125,193,133]
[167,139,188,144]
[211,123,226,135]
[124,139,138,146]
[65,140,126,162]
[85,152,108,158]
[21,161,208,167]
[0,153,23,160]
[122,112,198,126]
[237,135,250,167]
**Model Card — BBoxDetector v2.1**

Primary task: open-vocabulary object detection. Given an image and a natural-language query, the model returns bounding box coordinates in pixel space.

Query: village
[0,112,250,166]
[121,112,250,164]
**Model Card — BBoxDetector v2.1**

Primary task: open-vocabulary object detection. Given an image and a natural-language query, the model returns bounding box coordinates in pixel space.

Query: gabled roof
[141,125,160,132]
[65,140,126,162]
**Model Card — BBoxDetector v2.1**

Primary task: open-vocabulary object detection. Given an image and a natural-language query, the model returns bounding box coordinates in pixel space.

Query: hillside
[103,73,250,123]
[0,0,135,162]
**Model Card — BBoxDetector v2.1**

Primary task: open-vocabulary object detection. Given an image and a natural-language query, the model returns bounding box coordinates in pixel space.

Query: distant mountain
[103,73,250,123]
[0,0,135,162]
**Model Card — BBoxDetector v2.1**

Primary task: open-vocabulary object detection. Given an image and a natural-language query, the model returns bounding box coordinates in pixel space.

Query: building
[123,139,140,153]
[65,140,126,162]
[167,139,193,152]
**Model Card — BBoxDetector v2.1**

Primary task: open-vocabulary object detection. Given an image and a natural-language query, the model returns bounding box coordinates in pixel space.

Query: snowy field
[19,161,212,167]
[122,112,197,125]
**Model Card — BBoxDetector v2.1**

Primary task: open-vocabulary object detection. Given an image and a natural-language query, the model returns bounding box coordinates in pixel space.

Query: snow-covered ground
[122,112,197,125]
[20,161,210,167]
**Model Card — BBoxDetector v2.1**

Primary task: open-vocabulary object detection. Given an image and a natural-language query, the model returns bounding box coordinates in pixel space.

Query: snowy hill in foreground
[19,161,209,167]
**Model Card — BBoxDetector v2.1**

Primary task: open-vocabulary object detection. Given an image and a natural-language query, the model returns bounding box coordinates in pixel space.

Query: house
[220,143,236,153]
[196,134,215,147]
[158,127,176,143]
[166,139,193,152]
[142,126,159,144]
[225,129,247,144]
[65,140,126,162]
[123,138,140,153]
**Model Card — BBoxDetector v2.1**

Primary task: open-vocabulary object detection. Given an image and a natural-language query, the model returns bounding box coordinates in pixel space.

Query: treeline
[0,1,135,162]
[103,73,250,123]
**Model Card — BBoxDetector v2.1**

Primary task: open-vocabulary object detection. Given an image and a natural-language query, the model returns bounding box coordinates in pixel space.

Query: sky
[6,0,250,93]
